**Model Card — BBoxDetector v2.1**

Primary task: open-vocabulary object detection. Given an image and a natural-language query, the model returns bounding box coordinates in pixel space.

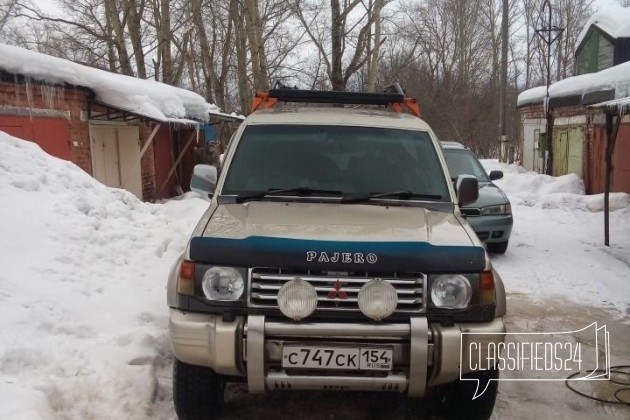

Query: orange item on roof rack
[251,82,421,118]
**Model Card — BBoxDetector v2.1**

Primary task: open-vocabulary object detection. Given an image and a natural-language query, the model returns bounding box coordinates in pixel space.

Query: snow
[482,159,630,312]
[0,130,629,418]
[575,5,630,51]
[590,96,630,115]
[0,43,221,123]
[517,61,630,107]
[518,5,630,109]
[516,86,548,107]
[0,131,209,419]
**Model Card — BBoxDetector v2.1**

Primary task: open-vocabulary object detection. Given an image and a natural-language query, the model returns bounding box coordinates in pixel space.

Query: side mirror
[190,164,218,195]
[456,175,479,207]
[489,170,503,181]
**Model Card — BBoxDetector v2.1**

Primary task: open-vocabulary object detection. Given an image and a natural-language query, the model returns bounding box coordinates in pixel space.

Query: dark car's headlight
[481,203,511,215]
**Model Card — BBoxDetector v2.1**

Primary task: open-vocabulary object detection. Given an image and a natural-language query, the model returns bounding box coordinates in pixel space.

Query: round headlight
[277,279,318,321]
[201,267,244,301]
[430,274,472,309]
[358,279,397,321]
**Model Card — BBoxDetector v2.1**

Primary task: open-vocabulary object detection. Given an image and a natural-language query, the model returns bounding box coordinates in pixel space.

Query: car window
[443,149,490,182]
[222,124,449,199]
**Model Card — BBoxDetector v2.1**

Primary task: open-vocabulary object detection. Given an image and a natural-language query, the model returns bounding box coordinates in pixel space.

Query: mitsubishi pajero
[167,84,506,420]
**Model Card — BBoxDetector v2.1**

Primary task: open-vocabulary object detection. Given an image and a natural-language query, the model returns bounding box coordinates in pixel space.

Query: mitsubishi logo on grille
[327,280,348,300]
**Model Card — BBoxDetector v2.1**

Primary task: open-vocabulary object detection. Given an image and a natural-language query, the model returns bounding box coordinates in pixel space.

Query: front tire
[173,360,225,420]
[433,369,499,420]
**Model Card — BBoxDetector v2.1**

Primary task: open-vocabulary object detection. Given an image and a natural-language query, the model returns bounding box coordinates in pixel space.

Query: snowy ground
[0,133,629,419]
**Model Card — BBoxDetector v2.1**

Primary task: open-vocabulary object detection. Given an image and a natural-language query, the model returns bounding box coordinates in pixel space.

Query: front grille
[461,208,482,216]
[249,268,425,313]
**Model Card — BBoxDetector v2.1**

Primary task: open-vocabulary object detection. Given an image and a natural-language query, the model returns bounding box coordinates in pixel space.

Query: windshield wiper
[340,190,443,204]
[235,187,343,203]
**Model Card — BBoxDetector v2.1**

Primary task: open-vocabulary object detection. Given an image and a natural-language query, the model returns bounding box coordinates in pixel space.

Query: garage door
[0,115,71,160]
[553,127,583,178]
[90,124,142,199]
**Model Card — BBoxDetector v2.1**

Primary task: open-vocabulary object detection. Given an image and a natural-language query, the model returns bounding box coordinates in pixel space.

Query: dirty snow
[0,43,220,122]
[0,132,629,419]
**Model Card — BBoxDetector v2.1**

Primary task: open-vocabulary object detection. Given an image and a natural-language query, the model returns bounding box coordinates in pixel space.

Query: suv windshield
[442,148,490,182]
[221,125,449,200]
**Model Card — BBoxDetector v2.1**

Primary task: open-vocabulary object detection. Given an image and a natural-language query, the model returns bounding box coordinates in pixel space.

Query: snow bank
[481,159,630,211]
[0,43,219,122]
[481,160,630,314]
[0,131,208,419]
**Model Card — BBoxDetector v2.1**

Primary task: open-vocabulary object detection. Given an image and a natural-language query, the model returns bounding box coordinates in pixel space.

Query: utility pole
[535,0,564,175]
[499,0,509,162]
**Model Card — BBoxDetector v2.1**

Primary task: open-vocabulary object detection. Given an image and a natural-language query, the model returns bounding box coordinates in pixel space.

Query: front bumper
[169,310,505,396]
[466,214,513,243]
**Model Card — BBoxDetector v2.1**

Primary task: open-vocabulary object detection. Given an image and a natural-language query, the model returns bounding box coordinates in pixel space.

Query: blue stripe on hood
[189,236,486,273]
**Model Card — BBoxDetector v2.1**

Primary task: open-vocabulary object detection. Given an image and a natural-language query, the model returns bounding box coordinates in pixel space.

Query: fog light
[277,279,318,321]
[431,274,472,308]
[358,279,397,321]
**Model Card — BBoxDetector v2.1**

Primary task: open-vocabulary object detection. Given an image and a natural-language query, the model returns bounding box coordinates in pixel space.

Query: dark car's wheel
[433,369,499,420]
[173,359,225,420]
[487,240,508,254]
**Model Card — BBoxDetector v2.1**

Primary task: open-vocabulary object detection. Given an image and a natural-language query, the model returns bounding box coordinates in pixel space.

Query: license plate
[282,346,393,371]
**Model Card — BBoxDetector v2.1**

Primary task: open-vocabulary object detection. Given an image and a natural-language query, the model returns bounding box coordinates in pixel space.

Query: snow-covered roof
[590,96,630,115]
[517,61,630,107]
[575,5,630,51]
[0,43,229,123]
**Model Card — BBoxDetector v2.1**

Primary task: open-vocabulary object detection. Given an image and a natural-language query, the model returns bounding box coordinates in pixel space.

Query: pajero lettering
[306,251,377,264]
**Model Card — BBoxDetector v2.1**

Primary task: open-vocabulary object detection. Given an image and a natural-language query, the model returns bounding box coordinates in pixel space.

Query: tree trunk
[244,0,269,90]
[330,0,344,90]
[233,1,251,112]
[366,0,383,92]
[157,0,174,85]
[190,0,215,103]
[104,0,134,75]
[125,0,146,79]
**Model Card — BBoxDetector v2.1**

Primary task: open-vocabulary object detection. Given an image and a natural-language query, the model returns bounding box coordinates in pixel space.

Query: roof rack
[251,81,421,118]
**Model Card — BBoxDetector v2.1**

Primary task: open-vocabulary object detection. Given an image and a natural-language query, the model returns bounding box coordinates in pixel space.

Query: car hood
[189,202,487,273]
[468,183,508,208]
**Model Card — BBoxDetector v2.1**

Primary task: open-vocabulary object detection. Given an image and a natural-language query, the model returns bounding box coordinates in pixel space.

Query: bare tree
[0,0,20,33]
[294,0,383,91]
[365,0,385,92]
[124,0,147,78]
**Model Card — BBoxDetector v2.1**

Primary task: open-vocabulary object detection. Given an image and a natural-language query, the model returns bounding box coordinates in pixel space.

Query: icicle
[13,74,20,105]
[25,79,33,120]
[40,84,56,109]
